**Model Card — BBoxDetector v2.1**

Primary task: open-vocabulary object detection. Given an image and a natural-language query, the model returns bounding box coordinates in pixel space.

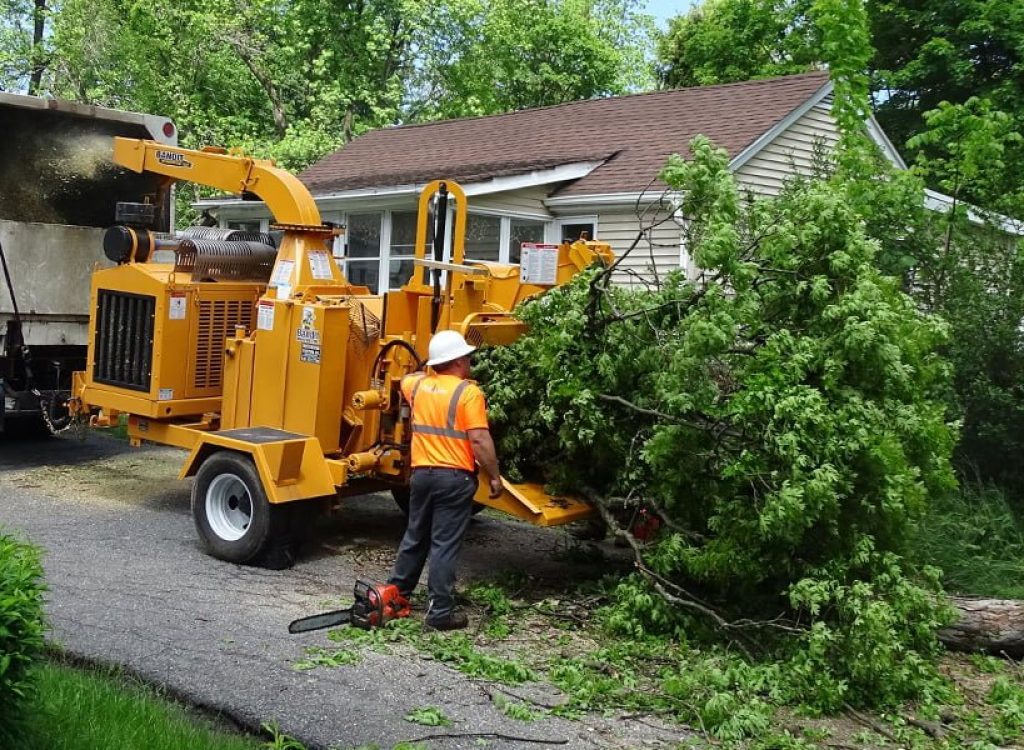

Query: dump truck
[70,138,608,567]
[0,93,176,433]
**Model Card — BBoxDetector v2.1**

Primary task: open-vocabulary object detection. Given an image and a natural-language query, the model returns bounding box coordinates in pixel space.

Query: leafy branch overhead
[478,135,958,709]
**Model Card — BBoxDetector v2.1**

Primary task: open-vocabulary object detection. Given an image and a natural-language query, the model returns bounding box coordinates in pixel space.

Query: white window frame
[552,215,599,244]
[465,209,552,265]
[328,208,557,291]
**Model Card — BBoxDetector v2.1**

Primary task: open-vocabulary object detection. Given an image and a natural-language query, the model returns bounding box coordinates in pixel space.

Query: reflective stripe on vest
[410,379,471,440]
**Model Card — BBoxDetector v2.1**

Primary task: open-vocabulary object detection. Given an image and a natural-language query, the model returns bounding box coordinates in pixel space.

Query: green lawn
[20,660,263,750]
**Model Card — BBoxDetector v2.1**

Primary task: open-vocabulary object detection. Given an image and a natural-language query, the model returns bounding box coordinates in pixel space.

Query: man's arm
[468,428,502,498]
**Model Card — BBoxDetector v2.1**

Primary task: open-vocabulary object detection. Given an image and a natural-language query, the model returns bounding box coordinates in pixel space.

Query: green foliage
[912,482,1024,598]
[869,0,1024,164]
[425,633,536,684]
[657,0,817,88]
[479,136,957,709]
[658,0,1024,217]
[291,646,361,671]
[2,0,653,189]
[411,0,654,120]
[491,693,544,722]
[261,722,308,750]
[20,661,258,750]
[403,706,451,727]
[987,677,1024,739]
[909,97,1024,218]
[0,530,46,744]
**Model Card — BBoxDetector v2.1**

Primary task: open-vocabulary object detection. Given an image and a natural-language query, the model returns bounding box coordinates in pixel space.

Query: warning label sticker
[168,293,187,320]
[257,301,275,331]
[300,344,321,364]
[309,251,333,280]
[269,259,294,287]
[158,388,174,401]
[520,243,559,285]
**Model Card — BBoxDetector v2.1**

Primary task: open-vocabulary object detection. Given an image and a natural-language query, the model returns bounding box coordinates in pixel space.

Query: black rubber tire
[191,451,295,568]
[1,414,52,439]
[391,486,412,517]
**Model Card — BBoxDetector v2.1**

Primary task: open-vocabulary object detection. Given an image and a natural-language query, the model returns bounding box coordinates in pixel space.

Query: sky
[644,0,692,29]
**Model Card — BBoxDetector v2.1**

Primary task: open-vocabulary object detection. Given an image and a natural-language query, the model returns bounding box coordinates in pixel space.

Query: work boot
[423,609,469,632]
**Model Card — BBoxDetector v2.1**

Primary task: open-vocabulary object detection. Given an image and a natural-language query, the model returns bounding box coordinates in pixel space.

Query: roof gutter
[923,188,1024,236]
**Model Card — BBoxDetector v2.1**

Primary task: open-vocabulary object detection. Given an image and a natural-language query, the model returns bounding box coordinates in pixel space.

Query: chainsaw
[288,580,411,634]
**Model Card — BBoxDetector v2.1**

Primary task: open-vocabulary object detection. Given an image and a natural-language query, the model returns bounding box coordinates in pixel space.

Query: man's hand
[469,428,502,498]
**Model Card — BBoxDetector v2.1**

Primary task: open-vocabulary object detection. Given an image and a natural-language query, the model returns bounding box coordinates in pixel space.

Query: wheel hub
[206,473,253,542]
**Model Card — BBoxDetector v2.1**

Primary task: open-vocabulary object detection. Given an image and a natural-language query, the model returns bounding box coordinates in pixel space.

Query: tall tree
[657,0,817,88]
[869,0,1024,156]
[409,0,654,120]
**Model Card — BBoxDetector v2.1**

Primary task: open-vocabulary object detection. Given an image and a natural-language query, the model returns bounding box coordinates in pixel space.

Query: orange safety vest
[402,373,488,472]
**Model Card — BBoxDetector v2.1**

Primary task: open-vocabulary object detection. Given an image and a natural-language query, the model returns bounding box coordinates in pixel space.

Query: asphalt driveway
[0,431,688,749]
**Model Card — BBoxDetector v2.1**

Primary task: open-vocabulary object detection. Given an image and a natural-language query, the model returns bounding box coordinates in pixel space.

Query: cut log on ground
[939,597,1024,657]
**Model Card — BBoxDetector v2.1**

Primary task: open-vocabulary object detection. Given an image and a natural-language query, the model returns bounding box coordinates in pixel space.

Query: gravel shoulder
[0,431,692,749]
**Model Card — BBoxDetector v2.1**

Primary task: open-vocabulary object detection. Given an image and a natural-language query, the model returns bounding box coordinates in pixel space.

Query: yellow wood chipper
[69,138,610,567]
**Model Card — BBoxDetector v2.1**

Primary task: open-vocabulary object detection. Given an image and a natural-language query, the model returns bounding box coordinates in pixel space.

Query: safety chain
[36,392,86,439]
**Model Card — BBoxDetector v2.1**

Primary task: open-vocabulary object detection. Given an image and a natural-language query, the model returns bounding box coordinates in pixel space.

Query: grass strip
[19,659,261,750]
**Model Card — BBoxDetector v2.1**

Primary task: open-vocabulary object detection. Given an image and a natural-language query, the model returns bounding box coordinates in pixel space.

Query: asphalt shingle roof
[299,71,831,197]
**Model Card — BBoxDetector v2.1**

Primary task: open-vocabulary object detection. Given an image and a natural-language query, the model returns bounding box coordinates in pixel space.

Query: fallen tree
[478,136,961,711]
[940,597,1024,657]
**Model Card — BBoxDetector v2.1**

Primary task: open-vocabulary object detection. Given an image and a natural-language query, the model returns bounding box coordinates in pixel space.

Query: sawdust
[0,119,119,225]
[3,450,188,508]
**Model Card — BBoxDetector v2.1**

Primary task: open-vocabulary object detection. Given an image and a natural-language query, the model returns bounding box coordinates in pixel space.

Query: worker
[388,330,503,631]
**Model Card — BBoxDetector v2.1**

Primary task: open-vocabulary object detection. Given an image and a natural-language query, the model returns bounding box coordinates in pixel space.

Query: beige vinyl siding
[597,208,682,285]
[469,186,551,217]
[734,98,840,197]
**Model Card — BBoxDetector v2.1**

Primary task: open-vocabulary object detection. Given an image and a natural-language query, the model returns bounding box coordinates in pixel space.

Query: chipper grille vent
[93,290,156,392]
[193,298,254,390]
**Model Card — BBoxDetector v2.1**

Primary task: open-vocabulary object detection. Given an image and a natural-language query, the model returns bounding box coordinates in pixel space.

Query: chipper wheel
[191,451,299,569]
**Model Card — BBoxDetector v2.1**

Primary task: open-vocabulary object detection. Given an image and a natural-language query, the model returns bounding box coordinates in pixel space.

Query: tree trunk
[27,0,46,95]
[939,596,1024,658]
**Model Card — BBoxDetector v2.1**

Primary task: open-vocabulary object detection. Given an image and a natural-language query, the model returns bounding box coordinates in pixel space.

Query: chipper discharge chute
[70,137,612,567]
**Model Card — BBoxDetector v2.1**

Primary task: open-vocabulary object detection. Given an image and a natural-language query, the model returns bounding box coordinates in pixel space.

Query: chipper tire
[191,451,298,569]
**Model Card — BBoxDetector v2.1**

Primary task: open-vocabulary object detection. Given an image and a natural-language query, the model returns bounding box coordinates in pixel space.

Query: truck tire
[191,451,296,569]
[2,414,51,439]
[391,486,411,517]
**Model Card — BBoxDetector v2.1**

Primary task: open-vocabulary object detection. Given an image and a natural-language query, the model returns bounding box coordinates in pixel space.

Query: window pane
[391,211,418,256]
[509,218,546,264]
[347,213,382,258]
[389,257,416,289]
[346,260,380,293]
[558,222,594,243]
[464,214,500,262]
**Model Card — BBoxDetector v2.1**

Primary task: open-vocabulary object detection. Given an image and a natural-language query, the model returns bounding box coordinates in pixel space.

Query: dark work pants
[388,467,477,623]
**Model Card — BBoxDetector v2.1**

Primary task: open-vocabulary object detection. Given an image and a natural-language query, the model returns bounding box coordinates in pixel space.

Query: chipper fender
[179,428,336,567]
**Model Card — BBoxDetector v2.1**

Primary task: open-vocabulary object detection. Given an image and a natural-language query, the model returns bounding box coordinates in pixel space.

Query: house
[200,71,916,292]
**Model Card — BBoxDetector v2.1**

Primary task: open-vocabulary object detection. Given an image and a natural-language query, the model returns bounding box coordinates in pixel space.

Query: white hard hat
[426,330,477,367]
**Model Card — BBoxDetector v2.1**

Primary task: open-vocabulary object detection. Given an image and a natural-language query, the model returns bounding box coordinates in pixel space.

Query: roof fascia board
[923,188,1024,236]
[460,160,603,196]
[198,160,604,213]
[865,114,907,169]
[728,79,834,172]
